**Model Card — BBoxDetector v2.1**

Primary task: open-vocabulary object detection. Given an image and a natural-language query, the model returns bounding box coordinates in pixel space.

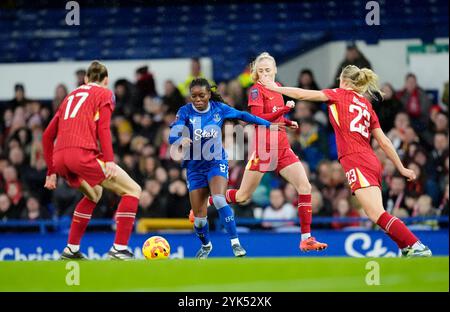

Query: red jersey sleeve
[96,105,114,162]
[322,88,343,104]
[99,89,115,111]
[42,111,60,175]
[248,86,264,107]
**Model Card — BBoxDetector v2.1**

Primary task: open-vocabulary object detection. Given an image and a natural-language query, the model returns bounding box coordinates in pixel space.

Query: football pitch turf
[0,257,448,292]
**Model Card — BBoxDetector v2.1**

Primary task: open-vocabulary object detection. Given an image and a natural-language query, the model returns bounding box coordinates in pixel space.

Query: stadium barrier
[0,231,447,260]
[0,216,447,233]
[0,217,448,260]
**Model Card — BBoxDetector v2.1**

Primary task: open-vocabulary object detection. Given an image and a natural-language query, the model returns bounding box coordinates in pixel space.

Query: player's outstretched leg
[101,165,142,260]
[211,194,246,257]
[194,216,213,259]
[280,162,327,252]
[355,186,432,257]
[60,182,103,260]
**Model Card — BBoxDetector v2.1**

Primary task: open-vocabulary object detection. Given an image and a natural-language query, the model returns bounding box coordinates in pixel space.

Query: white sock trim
[231,238,240,246]
[113,244,128,251]
[67,244,80,252]
[301,233,311,241]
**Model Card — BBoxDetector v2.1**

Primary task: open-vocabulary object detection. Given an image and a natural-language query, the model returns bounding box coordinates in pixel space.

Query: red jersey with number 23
[54,83,115,153]
[322,88,381,160]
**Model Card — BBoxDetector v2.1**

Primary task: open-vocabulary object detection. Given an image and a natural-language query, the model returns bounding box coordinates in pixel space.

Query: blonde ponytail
[250,52,277,82]
[340,65,383,99]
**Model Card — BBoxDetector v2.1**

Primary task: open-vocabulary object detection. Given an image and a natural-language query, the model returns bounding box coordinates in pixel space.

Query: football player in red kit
[262,64,431,257]
[43,61,142,260]
[199,52,328,252]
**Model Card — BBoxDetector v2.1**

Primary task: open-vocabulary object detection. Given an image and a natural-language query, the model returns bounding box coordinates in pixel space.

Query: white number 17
[64,92,89,120]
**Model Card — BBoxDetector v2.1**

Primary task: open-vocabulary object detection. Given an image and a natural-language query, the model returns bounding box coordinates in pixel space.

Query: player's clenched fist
[400,167,417,182]
[44,174,57,190]
[285,100,295,108]
[104,161,118,180]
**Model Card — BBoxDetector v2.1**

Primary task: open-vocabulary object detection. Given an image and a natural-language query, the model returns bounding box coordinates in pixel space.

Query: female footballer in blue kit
[169,78,273,258]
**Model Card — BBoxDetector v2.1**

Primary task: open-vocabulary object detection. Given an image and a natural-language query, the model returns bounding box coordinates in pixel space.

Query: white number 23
[349,104,371,138]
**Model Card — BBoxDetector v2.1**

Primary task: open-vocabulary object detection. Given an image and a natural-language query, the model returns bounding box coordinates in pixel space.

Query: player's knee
[93,187,103,203]
[129,182,142,198]
[212,194,227,209]
[297,182,312,194]
[236,191,251,203]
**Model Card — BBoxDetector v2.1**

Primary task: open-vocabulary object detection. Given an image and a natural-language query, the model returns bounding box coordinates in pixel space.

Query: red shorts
[340,152,382,193]
[53,148,106,189]
[246,148,300,173]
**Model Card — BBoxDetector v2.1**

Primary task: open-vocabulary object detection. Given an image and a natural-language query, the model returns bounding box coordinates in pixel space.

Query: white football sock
[67,244,80,253]
[231,238,240,246]
[113,244,128,251]
[301,233,311,241]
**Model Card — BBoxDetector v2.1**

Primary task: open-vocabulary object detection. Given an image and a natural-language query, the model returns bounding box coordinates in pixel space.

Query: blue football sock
[217,205,238,240]
[194,217,210,246]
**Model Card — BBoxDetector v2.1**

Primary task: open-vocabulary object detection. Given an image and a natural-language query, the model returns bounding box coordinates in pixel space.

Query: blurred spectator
[397,73,431,128]
[431,132,449,180]
[297,118,327,171]
[0,193,18,220]
[9,83,29,111]
[333,43,371,87]
[166,179,189,218]
[237,61,253,90]
[114,79,133,116]
[2,165,23,207]
[262,189,296,228]
[374,83,403,132]
[412,195,439,229]
[311,187,333,230]
[178,58,215,97]
[162,80,185,114]
[20,196,49,220]
[441,81,448,110]
[135,65,157,106]
[75,69,86,87]
[297,69,320,90]
[52,84,68,112]
[138,190,164,218]
[384,174,406,214]
[331,198,360,230]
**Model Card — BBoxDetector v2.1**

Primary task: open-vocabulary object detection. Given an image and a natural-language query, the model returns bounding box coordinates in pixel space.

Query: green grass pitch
[0,257,448,292]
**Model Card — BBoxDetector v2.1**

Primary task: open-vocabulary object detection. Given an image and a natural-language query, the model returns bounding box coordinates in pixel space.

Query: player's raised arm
[221,104,271,127]
[261,76,329,102]
[372,128,416,181]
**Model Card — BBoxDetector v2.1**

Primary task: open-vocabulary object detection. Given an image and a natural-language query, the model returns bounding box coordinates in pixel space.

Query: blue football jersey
[169,101,270,169]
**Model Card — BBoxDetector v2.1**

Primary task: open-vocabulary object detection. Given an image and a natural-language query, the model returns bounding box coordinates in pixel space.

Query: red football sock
[209,189,238,205]
[225,189,238,204]
[376,211,418,249]
[298,194,312,234]
[68,197,97,245]
[114,195,139,246]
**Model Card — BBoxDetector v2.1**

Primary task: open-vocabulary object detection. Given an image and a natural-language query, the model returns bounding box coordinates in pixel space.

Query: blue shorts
[186,160,229,192]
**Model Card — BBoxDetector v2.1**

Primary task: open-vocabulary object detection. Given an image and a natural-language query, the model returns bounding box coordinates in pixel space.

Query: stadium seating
[0,0,448,81]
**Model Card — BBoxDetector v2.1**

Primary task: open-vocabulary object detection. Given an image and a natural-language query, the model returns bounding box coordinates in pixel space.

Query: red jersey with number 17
[322,88,381,160]
[54,83,115,153]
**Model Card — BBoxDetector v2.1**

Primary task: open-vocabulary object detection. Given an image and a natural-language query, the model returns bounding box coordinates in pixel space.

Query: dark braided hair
[189,78,225,103]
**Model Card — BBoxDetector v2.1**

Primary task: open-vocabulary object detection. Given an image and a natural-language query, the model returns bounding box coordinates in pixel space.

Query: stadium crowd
[0,48,448,231]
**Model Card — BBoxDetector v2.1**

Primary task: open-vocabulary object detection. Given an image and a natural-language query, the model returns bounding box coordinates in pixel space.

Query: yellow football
[142,236,171,260]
